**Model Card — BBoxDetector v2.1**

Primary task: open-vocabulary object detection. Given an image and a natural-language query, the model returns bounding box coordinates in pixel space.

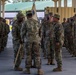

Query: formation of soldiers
[12,10,64,75]
[62,15,76,57]
[1,10,76,75]
[0,17,10,53]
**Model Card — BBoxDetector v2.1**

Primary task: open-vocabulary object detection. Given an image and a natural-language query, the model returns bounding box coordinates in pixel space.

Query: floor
[0,32,76,75]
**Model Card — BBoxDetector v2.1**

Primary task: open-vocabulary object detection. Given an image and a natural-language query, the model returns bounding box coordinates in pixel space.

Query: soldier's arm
[12,25,18,40]
[20,22,27,40]
[55,24,64,44]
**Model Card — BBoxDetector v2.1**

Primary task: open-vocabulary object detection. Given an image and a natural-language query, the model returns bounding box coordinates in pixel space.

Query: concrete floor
[0,32,76,75]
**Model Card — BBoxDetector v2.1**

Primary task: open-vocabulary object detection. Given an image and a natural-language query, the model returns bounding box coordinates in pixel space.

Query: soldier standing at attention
[62,18,66,27]
[12,12,25,71]
[62,18,67,47]
[2,19,10,47]
[21,10,44,75]
[41,17,47,58]
[52,14,64,72]
[45,12,55,65]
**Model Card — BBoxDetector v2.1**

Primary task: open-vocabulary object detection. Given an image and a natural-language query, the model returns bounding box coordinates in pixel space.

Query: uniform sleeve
[6,24,10,34]
[12,24,18,40]
[20,22,27,40]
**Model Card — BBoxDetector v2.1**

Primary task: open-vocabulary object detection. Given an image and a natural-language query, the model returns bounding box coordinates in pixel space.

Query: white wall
[4,11,44,18]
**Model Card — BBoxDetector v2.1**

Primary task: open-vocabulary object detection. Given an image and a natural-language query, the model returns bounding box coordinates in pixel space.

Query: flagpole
[32,0,38,21]
[33,0,35,4]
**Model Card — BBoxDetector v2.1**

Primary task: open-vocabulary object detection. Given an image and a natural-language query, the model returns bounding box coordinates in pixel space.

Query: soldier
[62,18,66,27]
[52,14,64,72]
[41,16,49,58]
[71,15,76,56]
[44,12,55,65]
[21,10,44,75]
[65,18,74,55]
[2,19,10,47]
[12,12,25,71]
[0,17,5,52]
[62,18,67,47]
[0,17,6,51]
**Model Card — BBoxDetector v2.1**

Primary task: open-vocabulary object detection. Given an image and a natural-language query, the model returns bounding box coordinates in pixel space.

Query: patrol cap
[16,11,24,19]
[53,14,60,19]
[26,10,32,16]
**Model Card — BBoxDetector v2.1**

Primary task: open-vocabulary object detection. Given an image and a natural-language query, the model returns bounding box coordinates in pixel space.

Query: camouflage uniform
[72,16,76,56]
[63,22,69,49]
[0,18,5,52]
[5,23,10,47]
[62,19,67,47]
[21,10,44,75]
[53,14,64,71]
[41,19,47,58]
[44,21,54,62]
[2,19,10,47]
[21,18,41,69]
[0,17,6,51]
[12,12,24,70]
[46,22,54,64]
[65,19,74,55]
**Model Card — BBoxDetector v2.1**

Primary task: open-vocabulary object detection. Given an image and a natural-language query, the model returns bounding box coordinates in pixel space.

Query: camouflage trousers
[41,38,46,57]
[1,35,8,49]
[4,35,8,47]
[66,37,74,55]
[1,36,5,50]
[73,38,76,56]
[54,45,62,68]
[0,36,5,51]
[0,38,2,52]
[13,40,23,68]
[45,37,54,59]
[24,41,41,69]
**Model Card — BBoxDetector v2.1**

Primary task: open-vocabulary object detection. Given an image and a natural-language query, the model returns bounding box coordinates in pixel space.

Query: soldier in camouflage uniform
[2,19,10,47]
[0,17,6,51]
[62,18,66,27]
[64,18,70,51]
[65,18,74,55]
[21,10,44,75]
[72,15,76,56]
[41,16,49,58]
[12,12,25,71]
[43,12,55,65]
[0,17,5,52]
[62,18,67,47]
[52,14,64,72]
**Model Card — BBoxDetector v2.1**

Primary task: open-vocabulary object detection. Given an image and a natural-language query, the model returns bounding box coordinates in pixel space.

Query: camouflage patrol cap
[26,10,32,16]
[16,11,24,19]
[53,14,60,19]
